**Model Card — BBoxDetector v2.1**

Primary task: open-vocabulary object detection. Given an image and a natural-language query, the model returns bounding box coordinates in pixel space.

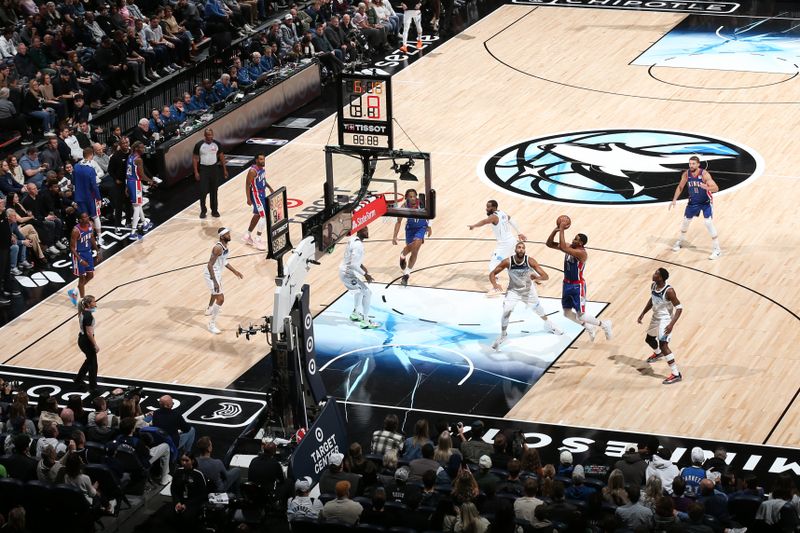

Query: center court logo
[478,129,763,206]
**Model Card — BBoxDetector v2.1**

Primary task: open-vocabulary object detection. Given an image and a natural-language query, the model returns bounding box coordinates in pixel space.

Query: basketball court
[3,1,800,467]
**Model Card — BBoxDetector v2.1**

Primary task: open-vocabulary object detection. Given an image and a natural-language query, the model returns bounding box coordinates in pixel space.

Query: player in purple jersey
[243,154,273,251]
[67,212,98,306]
[670,155,721,260]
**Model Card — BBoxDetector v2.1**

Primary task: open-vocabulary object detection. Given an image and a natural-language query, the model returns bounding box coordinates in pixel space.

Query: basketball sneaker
[128,231,140,241]
[547,322,564,335]
[242,234,254,247]
[401,274,409,286]
[142,221,154,233]
[646,352,665,363]
[349,311,362,321]
[400,45,408,53]
[67,288,78,307]
[601,320,613,340]
[254,237,266,251]
[662,373,682,385]
[585,324,597,342]
[486,287,503,297]
[208,322,221,334]
[359,319,381,329]
[416,39,422,49]
[671,240,682,252]
[708,249,722,260]
[491,334,507,350]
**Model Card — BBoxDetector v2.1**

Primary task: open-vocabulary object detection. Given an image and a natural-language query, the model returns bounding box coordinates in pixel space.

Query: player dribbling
[392,189,430,287]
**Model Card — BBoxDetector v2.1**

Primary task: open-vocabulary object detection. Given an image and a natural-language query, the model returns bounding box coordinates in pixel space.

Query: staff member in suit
[193,128,227,219]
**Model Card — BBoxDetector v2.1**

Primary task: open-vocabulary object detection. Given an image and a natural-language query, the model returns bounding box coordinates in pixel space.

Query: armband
[674,304,683,310]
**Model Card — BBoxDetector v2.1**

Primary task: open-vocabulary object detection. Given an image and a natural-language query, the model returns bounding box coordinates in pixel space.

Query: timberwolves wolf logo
[479,130,763,206]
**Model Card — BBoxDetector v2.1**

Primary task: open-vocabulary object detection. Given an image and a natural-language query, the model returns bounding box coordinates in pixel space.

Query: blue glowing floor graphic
[633,16,800,74]
[315,285,607,417]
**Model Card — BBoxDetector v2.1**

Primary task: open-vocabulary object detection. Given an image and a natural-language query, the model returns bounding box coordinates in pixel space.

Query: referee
[193,128,228,218]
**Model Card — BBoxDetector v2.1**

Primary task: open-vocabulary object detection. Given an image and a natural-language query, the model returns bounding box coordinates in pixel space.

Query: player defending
[242,154,273,251]
[67,212,98,306]
[399,0,423,53]
[669,155,721,260]
[392,189,431,287]
[490,241,562,349]
[204,227,243,334]
[468,199,526,295]
[546,221,612,342]
[339,226,379,329]
[126,141,157,240]
[637,267,683,385]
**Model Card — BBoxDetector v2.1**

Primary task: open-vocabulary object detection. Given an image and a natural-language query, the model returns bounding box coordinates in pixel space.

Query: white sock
[677,217,691,242]
[93,216,102,237]
[403,268,411,275]
[352,291,360,313]
[654,347,662,355]
[667,355,679,375]
[210,302,220,319]
[361,288,371,317]
[580,314,601,327]
[131,206,141,232]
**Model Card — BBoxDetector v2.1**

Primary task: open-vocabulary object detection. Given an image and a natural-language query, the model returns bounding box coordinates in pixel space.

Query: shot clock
[337,73,393,151]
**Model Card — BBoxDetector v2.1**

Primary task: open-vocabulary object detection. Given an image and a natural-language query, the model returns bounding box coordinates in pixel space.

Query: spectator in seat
[22,182,65,255]
[213,73,236,100]
[260,45,278,71]
[319,451,360,495]
[175,0,204,43]
[40,137,63,174]
[614,445,647,488]
[13,43,37,81]
[195,436,240,493]
[697,477,733,527]
[370,413,403,456]
[489,433,511,470]
[458,420,493,466]
[37,443,68,482]
[557,450,574,477]
[169,452,209,531]
[287,476,323,522]
[146,16,180,70]
[136,19,170,77]
[409,442,439,482]
[58,407,81,442]
[7,203,47,267]
[247,440,285,493]
[647,446,679,495]
[0,27,16,59]
[385,465,420,505]
[401,418,431,461]
[324,15,348,61]
[35,423,67,458]
[88,411,118,444]
[615,484,653,530]
[156,8,191,64]
[28,36,57,77]
[170,99,187,123]
[60,126,82,162]
[160,105,175,126]
[452,468,479,505]
[641,475,663,511]
[680,446,707,498]
[444,502,490,533]
[353,3,389,53]
[565,464,597,501]
[152,394,195,453]
[22,79,57,136]
[0,160,24,196]
[670,476,692,513]
[311,23,344,75]
[113,416,172,485]
[474,454,498,494]
[702,446,728,475]
[94,36,130,100]
[653,496,683,532]
[3,434,39,480]
[345,442,377,495]
[602,468,628,506]
[419,469,440,508]
[0,88,33,145]
[515,478,544,526]
[130,118,152,145]
[434,430,460,466]
[279,13,300,55]
[497,458,524,497]
[320,479,362,526]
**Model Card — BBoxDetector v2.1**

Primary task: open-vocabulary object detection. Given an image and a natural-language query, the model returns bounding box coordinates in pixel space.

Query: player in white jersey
[339,226,379,329]
[489,241,563,350]
[204,227,243,334]
[637,267,683,385]
[468,200,526,296]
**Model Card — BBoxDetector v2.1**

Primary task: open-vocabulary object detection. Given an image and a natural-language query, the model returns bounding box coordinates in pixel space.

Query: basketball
[557,215,571,229]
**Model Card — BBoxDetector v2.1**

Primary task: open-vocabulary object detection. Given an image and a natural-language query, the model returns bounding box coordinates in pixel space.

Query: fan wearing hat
[204,227,243,334]
[287,476,323,521]
[557,450,574,477]
[318,452,361,496]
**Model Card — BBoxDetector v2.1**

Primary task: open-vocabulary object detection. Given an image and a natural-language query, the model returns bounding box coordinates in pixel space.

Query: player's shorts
[204,271,223,295]
[127,179,143,205]
[72,250,94,276]
[76,199,97,218]
[684,202,712,219]
[250,190,267,216]
[562,282,586,314]
[339,272,368,293]
[647,315,672,343]
[405,226,427,245]
[490,241,516,272]
[503,289,545,317]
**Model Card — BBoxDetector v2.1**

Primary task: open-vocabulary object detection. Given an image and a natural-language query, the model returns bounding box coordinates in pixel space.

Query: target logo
[315,427,324,442]
[305,313,312,330]
[308,359,317,375]
[287,198,303,208]
[306,336,315,354]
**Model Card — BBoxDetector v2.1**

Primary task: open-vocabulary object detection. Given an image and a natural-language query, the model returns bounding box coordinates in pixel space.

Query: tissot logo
[510,0,740,14]
[478,129,763,206]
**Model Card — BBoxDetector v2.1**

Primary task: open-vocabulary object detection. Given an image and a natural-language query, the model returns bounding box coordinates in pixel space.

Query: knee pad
[645,335,658,349]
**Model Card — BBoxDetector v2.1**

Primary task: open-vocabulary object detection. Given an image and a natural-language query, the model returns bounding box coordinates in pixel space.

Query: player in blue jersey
[242,154,273,251]
[670,155,721,260]
[546,220,612,342]
[67,212,98,306]
[73,147,103,245]
[392,189,431,286]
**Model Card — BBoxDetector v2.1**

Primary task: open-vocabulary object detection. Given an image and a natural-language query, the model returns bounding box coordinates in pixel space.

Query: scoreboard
[337,73,393,151]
